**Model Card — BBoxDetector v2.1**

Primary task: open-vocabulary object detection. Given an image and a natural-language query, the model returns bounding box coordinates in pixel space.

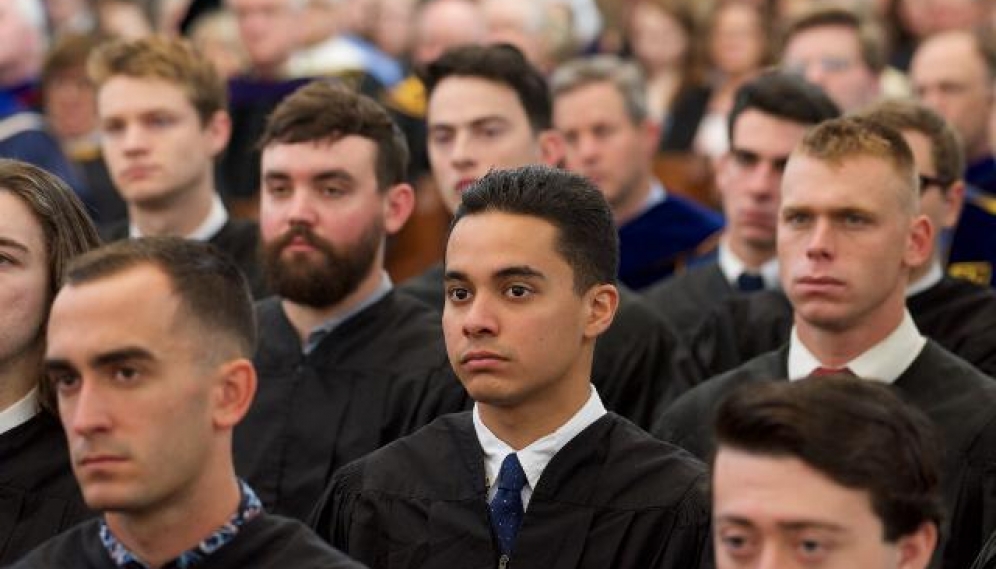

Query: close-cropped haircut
[258,80,409,190]
[41,33,105,89]
[858,99,965,191]
[63,237,257,360]
[781,5,886,73]
[797,115,918,213]
[87,35,227,124]
[550,55,648,124]
[424,44,552,132]
[450,165,618,294]
[727,70,841,144]
[714,377,945,542]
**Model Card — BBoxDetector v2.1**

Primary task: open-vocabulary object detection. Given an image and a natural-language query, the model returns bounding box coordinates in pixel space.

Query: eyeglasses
[918,174,950,193]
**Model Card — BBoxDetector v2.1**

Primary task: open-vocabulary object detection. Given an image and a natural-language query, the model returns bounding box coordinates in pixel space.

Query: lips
[77,454,127,469]
[455,178,476,195]
[120,165,157,182]
[459,350,509,371]
[794,275,846,294]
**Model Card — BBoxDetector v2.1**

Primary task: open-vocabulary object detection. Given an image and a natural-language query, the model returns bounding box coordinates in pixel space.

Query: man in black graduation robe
[314,412,709,569]
[1,411,92,566]
[234,82,467,522]
[657,115,996,569]
[11,513,364,569]
[314,166,710,569]
[641,71,839,334]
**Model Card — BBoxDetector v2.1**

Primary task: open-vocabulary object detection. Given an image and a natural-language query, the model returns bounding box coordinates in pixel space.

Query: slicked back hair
[258,80,409,191]
[714,376,944,542]
[450,165,618,294]
[727,70,841,145]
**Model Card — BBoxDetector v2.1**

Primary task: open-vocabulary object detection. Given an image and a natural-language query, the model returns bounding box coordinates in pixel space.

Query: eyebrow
[430,115,509,130]
[45,346,157,372]
[444,265,547,282]
[717,516,848,533]
[0,236,30,253]
[263,169,356,184]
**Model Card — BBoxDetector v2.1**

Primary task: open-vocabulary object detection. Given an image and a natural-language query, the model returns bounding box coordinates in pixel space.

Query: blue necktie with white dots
[489,453,526,556]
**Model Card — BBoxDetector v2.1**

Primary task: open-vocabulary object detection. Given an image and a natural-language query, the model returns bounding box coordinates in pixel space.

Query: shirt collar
[717,239,779,290]
[302,272,393,354]
[906,260,944,297]
[99,479,263,568]
[644,178,667,211]
[0,387,39,435]
[130,194,229,241]
[788,310,925,384]
[473,385,606,509]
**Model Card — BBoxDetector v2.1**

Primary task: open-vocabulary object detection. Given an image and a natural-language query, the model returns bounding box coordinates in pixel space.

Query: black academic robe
[8,514,366,568]
[400,264,704,428]
[100,218,267,299]
[234,293,468,522]
[971,530,996,569]
[653,342,996,569]
[641,261,735,337]
[0,412,92,567]
[312,412,711,569]
[688,277,996,378]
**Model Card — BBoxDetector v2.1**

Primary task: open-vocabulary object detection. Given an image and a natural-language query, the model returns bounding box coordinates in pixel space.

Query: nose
[755,542,793,569]
[120,123,149,156]
[284,187,318,226]
[460,293,499,338]
[744,161,780,201]
[575,132,601,165]
[805,217,835,261]
[450,130,476,171]
[66,378,112,438]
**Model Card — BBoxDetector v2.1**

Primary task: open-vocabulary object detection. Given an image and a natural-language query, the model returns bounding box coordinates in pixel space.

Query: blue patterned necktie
[736,272,765,292]
[490,453,527,556]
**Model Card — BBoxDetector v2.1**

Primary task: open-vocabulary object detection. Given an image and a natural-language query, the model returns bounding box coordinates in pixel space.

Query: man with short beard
[232,81,467,522]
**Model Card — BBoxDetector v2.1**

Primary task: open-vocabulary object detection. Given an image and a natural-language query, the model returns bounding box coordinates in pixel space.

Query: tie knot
[736,272,766,292]
[496,453,527,492]
[810,366,856,377]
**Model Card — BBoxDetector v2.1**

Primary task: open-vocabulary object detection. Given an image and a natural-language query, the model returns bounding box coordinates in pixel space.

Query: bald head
[413,0,486,68]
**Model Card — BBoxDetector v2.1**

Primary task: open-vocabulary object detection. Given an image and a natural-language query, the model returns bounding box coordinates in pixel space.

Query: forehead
[97,76,196,116]
[913,35,988,81]
[47,264,184,358]
[784,24,862,59]
[428,76,530,126]
[712,447,878,528]
[0,190,45,250]
[732,109,811,156]
[554,81,630,124]
[261,136,379,178]
[446,211,567,275]
[781,153,902,207]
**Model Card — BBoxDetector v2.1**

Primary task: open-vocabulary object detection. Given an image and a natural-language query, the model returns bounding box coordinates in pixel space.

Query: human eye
[446,285,472,304]
[264,181,291,198]
[145,113,177,129]
[111,364,143,385]
[840,211,870,228]
[782,210,811,227]
[717,528,757,561]
[732,149,759,168]
[101,119,126,137]
[319,185,348,198]
[429,127,454,146]
[504,283,533,299]
[47,369,81,394]
[795,535,833,563]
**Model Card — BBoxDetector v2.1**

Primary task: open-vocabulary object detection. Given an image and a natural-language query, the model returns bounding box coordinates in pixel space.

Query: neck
[477,352,593,450]
[105,454,241,569]
[968,140,993,166]
[0,56,39,88]
[795,297,906,367]
[282,259,386,345]
[0,344,43,412]
[613,176,653,226]
[129,184,215,237]
[728,236,774,271]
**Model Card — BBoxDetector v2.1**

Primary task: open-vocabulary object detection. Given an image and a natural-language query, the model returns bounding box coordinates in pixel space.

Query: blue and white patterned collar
[99,479,263,568]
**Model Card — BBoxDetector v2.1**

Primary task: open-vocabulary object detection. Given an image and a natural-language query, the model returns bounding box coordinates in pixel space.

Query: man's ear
[895,521,938,569]
[583,283,619,339]
[211,358,256,429]
[539,129,565,166]
[905,214,934,269]
[205,110,233,158]
[941,180,966,229]
[383,182,416,235]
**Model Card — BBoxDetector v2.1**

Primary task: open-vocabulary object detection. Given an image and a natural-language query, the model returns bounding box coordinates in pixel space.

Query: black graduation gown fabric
[641,261,735,336]
[311,412,711,569]
[234,293,468,521]
[100,218,268,299]
[399,264,704,428]
[971,530,996,569]
[688,277,996,378]
[0,412,92,567]
[653,342,996,569]
[8,514,367,568]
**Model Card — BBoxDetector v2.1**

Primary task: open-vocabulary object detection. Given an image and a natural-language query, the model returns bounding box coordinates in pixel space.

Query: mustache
[272,224,334,253]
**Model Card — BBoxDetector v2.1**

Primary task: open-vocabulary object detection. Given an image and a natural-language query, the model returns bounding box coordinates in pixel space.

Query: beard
[262,220,383,309]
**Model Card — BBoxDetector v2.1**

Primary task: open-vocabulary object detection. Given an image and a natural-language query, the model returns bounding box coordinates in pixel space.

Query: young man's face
[227,0,299,72]
[781,25,879,113]
[777,153,930,333]
[427,76,549,214]
[712,447,935,569]
[443,211,610,415]
[45,264,222,515]
[97,76,228,209]
[0,191,49,380]
[259,136,409,308]
[717,110,810,257]
[553,80,656,222]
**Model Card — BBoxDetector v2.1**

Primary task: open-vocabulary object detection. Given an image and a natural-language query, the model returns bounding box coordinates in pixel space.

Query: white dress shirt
[717,239,780,290]
[0,388,39,436]
[129,194,228,241]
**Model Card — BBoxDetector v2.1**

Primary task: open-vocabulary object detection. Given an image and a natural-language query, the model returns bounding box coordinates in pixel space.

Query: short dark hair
[450,165,618,294]
[258,80,409,190]
[714,377,944,542]
[424,44,552,132]
[727,70,840,145]
[782,5,886,73]
[63,237,257,359]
